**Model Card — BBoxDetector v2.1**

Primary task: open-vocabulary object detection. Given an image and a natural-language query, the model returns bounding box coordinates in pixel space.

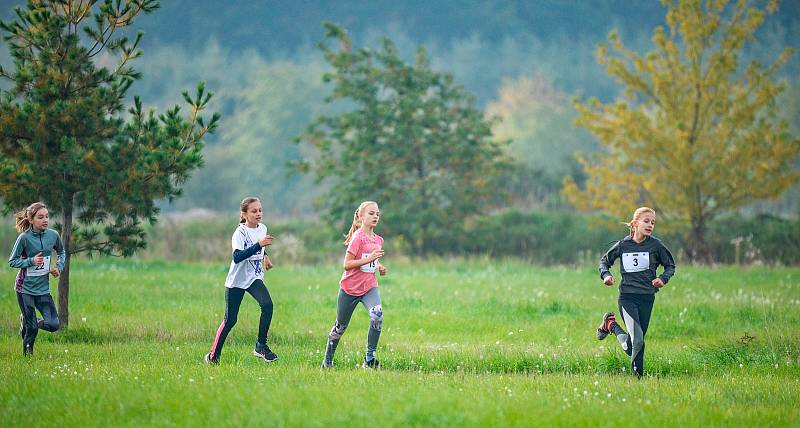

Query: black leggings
[18,292,60,353]
[613,293,655,377]
[208,279,273,360]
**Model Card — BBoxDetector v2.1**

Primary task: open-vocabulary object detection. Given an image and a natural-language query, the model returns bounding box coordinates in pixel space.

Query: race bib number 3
[360,253,377,273]
[27,256,51,277]
[622,252,650,273]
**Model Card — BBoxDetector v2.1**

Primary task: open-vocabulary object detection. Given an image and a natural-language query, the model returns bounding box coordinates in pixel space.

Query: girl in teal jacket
[8,202,65,356]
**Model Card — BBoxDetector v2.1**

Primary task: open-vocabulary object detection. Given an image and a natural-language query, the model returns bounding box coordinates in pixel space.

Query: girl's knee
[329,322,347,340]
[42,319,59,332]
[369,305,383,331]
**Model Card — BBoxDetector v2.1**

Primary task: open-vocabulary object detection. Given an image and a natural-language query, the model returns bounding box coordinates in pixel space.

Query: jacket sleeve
[232,243,262,264]
[657,243,676,284]
[599,241,620,280]
[54,231,66,272]
[8,234,32,269]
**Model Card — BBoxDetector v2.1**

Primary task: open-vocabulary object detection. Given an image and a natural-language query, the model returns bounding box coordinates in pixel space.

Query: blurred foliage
[295,24,512,254]
[565,0,800,263]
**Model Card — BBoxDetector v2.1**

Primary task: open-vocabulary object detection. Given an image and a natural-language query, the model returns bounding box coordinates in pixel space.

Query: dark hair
[15,202,48,232]
[239,197,261,224]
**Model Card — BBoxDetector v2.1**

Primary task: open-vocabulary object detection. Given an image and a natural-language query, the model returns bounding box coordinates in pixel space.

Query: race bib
[622,252,650,273]
[360,253,377,273]
[27,256,51,277]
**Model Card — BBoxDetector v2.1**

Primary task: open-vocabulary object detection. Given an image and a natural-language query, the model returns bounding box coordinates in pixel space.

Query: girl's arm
[8,234,33,269]
[343,248,384,270]
[263,254,273,270]
[657,245,676,285]
[232,243,262,264]
[54,232,65,272]
[598,242,620,282]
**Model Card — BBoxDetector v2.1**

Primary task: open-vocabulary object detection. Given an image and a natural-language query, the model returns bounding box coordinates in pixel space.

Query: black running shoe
[596,312,616,340]
[204,352,219,365]
[321,359,333,369]
[253,345,278,362]
[362,357,380,369]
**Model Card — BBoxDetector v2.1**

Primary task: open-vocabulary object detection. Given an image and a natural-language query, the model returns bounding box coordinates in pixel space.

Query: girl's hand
[259,235,274,247]
[49,267,60,278]
[33,252,44,267]
[264,257,274,270]
[378,264,387,276]
[652,278,664,288]
[369,248,384,261]
[603,275,614,286]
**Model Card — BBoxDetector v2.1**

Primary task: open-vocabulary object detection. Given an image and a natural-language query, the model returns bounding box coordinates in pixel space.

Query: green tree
[563,0,799,262]
[295,23,510,254]
[0,0,219,326]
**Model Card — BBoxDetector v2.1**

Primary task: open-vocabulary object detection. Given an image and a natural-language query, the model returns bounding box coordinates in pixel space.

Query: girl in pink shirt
[322,201,387,368]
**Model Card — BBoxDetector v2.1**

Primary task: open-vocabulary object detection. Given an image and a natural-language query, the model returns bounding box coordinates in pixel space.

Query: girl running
[322,201,387,369]
[595,206,675,377]
[205,197,277,364]
[8,202,64,356]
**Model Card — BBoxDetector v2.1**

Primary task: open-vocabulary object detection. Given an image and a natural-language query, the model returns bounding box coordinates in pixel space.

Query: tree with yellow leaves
[563,0,799,263]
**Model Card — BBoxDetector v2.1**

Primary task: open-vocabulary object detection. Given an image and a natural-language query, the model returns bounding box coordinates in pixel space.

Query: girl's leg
[360,287,383,363]
[618,294,648,377]
[246,279,274,348]
[208,287,246,362]
[33,294,60,332]
[18,293,38,355]
[633,294,655,375]
[324,289,360,366]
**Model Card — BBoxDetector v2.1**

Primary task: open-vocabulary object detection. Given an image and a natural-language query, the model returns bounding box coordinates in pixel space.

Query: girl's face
[634,212,656,237]
[32,208,49,231]
[360,204,380,228]
[243,202,262,226]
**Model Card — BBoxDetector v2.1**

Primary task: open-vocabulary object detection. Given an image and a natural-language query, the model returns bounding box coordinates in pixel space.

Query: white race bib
[360,253,377,273]
[27,256,51,277]
[622,252,650,273]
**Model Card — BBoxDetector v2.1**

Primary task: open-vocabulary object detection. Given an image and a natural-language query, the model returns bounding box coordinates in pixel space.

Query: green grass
[1,259,799,427]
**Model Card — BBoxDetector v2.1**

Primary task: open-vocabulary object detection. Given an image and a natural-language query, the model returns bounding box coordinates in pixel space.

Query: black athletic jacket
[599,235,676,295]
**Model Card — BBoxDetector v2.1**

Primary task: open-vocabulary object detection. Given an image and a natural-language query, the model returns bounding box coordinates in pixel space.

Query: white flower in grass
[81,317,87,322]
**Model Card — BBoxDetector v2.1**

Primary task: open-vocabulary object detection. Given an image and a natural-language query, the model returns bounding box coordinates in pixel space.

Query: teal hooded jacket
[8,228,65,295]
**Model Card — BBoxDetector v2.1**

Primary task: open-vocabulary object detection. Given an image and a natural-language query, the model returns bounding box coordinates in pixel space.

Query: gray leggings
[326,287,383,360]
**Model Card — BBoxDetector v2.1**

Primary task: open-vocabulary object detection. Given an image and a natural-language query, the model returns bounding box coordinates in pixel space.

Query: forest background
[1,0,798,265]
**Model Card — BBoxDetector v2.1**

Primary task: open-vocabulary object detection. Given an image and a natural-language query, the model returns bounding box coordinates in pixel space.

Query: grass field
[1,258,798,427]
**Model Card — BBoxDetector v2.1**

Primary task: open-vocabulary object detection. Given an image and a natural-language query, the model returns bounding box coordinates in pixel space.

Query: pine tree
[0,0,220,326]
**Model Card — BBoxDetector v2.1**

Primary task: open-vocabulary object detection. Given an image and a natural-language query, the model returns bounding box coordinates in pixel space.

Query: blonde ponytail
[343,201,378,245]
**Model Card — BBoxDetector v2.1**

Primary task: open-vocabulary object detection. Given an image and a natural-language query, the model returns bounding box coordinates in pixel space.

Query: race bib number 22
[27,256,51,277]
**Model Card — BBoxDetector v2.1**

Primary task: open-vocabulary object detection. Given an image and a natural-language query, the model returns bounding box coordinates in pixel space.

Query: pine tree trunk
[57,202,73,328]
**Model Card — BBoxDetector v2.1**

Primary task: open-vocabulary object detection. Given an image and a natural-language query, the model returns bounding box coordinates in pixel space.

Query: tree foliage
[563,0,799,262]
[0,0,219,326]
[295,23,510,254]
